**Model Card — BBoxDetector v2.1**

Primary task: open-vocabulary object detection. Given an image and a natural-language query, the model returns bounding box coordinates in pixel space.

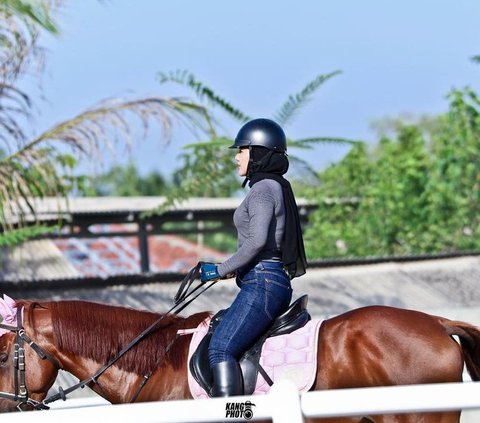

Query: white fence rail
[11,381,480,422]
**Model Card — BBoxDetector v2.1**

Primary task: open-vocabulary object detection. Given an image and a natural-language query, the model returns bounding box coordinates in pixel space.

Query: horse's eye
[0,352,8,366]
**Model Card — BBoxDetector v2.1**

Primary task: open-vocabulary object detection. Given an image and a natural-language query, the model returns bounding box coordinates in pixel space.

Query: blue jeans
[208,261,292,367]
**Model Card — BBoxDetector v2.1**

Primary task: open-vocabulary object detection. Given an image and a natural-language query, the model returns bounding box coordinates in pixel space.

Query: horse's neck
[40,326,141,401]
[47,304,195,403]
[57,343,190,403]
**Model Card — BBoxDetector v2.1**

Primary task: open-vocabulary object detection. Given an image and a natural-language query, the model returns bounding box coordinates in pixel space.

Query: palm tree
[144,70,361,216]
[0,1,215,246]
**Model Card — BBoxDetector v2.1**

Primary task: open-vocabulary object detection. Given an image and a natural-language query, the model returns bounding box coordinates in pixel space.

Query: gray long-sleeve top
[217,179,285,277]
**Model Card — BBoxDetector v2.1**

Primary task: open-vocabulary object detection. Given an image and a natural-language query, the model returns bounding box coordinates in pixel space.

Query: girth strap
[256,363,274,386]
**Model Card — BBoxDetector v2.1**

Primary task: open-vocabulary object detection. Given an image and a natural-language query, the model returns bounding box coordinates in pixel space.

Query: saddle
[189,295,310,396]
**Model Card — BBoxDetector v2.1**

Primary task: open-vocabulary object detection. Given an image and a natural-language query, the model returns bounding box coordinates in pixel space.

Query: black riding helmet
[230,118,287,152]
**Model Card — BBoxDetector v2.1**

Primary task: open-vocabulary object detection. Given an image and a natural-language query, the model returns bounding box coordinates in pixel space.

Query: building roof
[53,233,227,277]
[34,197,243,215]
[1,232,228,281]
[4,196,315,225]
[0,240,80,281]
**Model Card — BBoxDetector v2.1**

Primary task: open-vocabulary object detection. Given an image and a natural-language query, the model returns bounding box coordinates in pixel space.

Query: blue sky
[25,0,480,177]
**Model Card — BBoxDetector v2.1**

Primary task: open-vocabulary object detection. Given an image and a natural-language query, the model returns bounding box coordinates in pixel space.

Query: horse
[0,298,480,423]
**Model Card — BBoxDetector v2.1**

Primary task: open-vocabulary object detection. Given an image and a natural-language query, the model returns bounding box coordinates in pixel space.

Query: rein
[39,263,217,409]
[0,308,60,411]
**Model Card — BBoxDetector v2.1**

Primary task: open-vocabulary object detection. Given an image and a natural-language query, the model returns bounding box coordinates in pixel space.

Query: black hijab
[244,147,307,279]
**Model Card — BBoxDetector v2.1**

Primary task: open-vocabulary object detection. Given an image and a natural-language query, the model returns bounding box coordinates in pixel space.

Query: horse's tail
[441,319,480,381]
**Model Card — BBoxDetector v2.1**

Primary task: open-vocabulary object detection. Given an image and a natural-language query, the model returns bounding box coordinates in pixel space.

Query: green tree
[303,143,373,258]
[306,126,433,258]
[367,126,432,253]
[422,88,480,251]
[84,162,169,196]
[305,87,480,259]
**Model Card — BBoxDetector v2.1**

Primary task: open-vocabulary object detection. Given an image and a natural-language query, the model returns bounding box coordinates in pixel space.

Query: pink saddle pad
[185,316,322,399]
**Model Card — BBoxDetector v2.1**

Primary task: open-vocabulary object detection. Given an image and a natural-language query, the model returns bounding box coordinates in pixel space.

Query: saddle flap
[189,333,213,394]
[189,309,228,395]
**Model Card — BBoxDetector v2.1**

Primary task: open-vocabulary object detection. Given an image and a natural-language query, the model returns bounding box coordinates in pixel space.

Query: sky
[23,0,480,178]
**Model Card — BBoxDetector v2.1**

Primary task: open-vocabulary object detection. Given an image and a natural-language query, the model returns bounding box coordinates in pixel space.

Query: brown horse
[1,299,480,422]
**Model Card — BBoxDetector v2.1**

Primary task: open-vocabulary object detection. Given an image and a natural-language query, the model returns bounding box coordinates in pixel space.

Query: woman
[200,118,307,397]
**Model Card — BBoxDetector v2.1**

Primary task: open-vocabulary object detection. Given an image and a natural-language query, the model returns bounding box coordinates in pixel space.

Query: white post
[270,379,304,423]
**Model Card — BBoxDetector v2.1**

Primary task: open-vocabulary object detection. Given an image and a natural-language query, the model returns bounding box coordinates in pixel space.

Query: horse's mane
[30,300,209,376]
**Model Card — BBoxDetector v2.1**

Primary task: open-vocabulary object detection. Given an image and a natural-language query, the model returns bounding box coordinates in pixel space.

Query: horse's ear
[3,294,16,308]
[0,294,17,324]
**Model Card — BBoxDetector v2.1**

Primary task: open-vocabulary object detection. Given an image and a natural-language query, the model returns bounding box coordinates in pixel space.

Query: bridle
[0,307,61,411]
[0,264,215,411]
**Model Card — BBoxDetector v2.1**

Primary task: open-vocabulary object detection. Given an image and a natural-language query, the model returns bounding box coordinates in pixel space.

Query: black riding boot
[210,360,243,397]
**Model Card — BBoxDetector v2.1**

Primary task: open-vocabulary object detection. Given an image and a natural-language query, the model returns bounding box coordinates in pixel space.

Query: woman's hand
[200,262,220,283]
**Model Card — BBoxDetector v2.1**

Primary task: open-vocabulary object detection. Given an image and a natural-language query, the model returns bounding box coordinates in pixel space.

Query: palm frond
[157,70,250,123]
[142,137,239,218]
[289,136,362,149]
[0,225,55,247]
[273,70,342,126]
[0,0,58,77]
[0,82,32,146]
[0,0,60,147]
[287,155,321,184]
[19,96,214,155]
[0,0,59,35]
[183,137,232,150]
[471,55,480,64]
[0,96,214,232]
[0,148,71,231]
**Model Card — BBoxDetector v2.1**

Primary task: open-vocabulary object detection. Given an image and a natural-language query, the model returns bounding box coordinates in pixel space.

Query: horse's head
[0,296,60,412]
